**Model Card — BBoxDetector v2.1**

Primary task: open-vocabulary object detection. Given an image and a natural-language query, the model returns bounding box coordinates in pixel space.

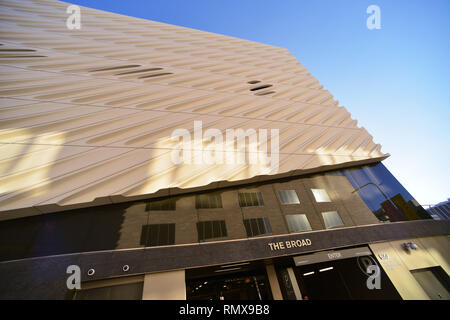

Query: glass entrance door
[186,265,272,300]
[290,256,402,300]
[294,262,351,300]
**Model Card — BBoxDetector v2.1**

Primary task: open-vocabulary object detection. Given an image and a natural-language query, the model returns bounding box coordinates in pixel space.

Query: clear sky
[69,0,449,206]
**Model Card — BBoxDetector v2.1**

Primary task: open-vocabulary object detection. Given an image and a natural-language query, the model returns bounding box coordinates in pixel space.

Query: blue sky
[69,0,449,206]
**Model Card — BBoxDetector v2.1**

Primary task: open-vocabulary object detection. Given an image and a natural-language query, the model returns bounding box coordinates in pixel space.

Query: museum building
[0,0,449,300]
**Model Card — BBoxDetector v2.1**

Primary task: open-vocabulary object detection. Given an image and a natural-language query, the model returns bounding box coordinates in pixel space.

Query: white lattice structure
[0,0,387,220]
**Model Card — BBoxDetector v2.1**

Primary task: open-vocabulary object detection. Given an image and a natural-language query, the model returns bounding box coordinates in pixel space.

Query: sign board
[293,247,372,266]
[267,238,312,251]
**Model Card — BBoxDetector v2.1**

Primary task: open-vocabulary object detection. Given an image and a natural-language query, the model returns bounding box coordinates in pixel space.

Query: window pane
[238,192,264,207]
[208,195,214,208]
[286,214,312,233]
[212,221,220,238]
[244,193,251,206]
[262,217,272,234]
[322,211,344,229]
[311,189,331,202]
[197,220,227,241]
[243,219,252,237]
[196,193,223,209]
[204,221,213,240]
[278,190,300,204]
[139,225,149,246]
[146,198,176,211]
[148,225,159,246]
[243,218,272,237]
[220,220,227,237]
[195,196,200,208]
[196,222,204,241]
[159,224,168,245]
[142,224,176,247]
[250,219,258,236]
[168,224,175,244]
[258,218,267,235]
[238,193,245,207]
[288,191,299,204]
[250,193,257,206]
[257,192,264,206]
[278,190,284,203]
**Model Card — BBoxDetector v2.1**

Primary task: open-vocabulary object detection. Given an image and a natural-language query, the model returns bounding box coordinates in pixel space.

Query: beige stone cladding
[370,235,450,300]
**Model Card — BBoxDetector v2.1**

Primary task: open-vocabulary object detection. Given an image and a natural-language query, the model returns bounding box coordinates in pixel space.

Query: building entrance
[294,261,351,300]
[186,262,273,300]
[290,255,402,300]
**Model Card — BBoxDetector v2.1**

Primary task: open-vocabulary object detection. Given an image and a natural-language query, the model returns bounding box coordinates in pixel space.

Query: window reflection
[243,217,272,237]
[0,162,432,261]
[329,163,431,222]
[286,214,312,233]
[238,191,264,207]
[321,211,344,229]
[311,189,332,203]
[278,190,300,205]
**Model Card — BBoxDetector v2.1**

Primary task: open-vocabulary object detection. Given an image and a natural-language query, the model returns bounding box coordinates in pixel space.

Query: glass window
[146,198,176,211]
[196,220,227,241]
[278,190,300,205]
[321,211,344,229]
[285,214,312,233]
[243,217,272,237]
[311,189,332,202]
[238,191,264,207]
[328,162,432,221]
[195,193,223,209]
[140,223,175,246]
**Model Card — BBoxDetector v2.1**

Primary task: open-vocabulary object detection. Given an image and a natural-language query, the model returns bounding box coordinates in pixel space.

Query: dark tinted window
[243,217,272,237]
[238,192,264,207]
[140,223,175,246]
[197,220,227,241]
[195,193,223,209]
[146,198,176,211]
[329,162,432,221]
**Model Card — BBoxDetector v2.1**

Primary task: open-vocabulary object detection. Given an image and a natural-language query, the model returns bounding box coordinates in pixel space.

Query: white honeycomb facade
[0,0,387,220]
